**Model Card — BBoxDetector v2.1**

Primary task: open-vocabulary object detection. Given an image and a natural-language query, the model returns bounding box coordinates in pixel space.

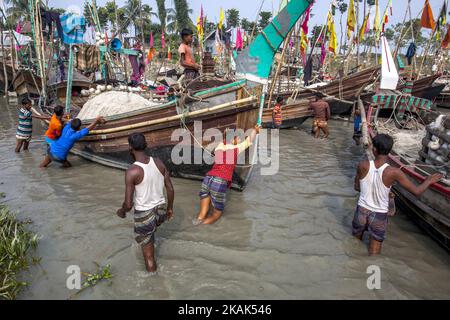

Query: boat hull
[67,81,262,191]
[262,100,312,129]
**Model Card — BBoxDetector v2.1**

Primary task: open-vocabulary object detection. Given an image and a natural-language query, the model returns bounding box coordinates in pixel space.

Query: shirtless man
[309,96,331,139]
[353,134,442,255]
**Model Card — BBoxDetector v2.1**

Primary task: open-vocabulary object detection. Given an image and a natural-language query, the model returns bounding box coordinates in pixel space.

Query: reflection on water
[0,98,449,299]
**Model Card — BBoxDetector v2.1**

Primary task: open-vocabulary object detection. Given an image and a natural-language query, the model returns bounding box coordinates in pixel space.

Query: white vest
[133,158,166,211]
[358,161,391,213]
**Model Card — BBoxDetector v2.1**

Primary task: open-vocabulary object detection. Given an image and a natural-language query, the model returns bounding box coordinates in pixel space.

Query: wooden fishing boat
[47,67,93,109]
[368,94,450,251]
[398,73,444,100]
[34,80,262,191]
[12,69,42,97]
[0,60,16,92]
[274,66,380,116]
[261,99,312,128]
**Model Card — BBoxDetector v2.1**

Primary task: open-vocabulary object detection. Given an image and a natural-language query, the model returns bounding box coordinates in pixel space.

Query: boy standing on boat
[39,116,105,168]
[309,96,330,139]
[194,125,261,225]
[116,133,174,273]
[353,134,442,255]
[272,96,283,129]
[178,28,201,81]
[15,97,50,153]
[44,105,65,146]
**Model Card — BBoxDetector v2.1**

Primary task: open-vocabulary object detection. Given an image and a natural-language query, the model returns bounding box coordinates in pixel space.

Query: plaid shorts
[134,204,167,246]
[352,205,389,242]
[199,175,228,212]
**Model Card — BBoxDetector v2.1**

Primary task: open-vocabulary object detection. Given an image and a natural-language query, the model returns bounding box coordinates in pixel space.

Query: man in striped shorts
[194,125,260,225]
[15,97,49,153]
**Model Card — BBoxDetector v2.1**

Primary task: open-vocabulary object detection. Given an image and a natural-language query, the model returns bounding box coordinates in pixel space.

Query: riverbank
[0,98,449,299]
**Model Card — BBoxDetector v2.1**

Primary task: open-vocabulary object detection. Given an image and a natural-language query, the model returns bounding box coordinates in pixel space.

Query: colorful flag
[218,8,225,30]
[328,12,337,55]
[436,3,447,40]
[442,24,450,48]
[421,0,436,30]
[168,46,172,60]
[347,0,356,39]
[236,28,243,50]
[374,0,380,32]
[149,32,154,48]
[301,5,312,35]
[389,0,393,16]
[300,29,308,55]
[359,14,369,42]
[161,29,165,49]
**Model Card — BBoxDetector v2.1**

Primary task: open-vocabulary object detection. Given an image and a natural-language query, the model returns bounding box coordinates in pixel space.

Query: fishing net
[377,120,426,162]
[77,91,160,120]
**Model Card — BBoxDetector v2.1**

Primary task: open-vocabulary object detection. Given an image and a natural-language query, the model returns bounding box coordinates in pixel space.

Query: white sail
[380,36,399,90]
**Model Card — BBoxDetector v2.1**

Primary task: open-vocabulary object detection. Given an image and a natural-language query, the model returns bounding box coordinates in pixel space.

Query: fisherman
[352,108,362,145]
[44,105,65,146]
[310,95,330,139]
[15,97,50,153]
[39,116,105,168]
[194,125,261,225]
[178,28,201,81]
[272,96,283,129]
[116,133,174,273]
[353,134,442,255]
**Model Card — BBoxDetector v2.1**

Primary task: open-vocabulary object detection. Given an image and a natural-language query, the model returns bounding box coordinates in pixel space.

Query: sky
[40,0,448,40]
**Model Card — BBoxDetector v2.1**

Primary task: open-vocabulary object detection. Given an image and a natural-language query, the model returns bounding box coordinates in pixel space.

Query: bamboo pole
[267,30,292,110]
[65,45,75,114]
[89,96,257,135]
[358,97,374,160]
[1,22,8,96]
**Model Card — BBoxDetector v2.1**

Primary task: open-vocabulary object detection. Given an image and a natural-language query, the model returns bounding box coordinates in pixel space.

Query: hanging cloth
[405,43,416,65]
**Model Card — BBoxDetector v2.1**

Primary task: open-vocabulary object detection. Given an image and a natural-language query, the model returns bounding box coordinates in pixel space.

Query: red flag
[301,6,311,35]
[150,32,154,48]
[442,25,450,48]
[421,0,436,30]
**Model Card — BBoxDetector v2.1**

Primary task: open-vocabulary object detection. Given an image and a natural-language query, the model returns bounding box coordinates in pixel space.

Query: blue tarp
[60,13,86,45]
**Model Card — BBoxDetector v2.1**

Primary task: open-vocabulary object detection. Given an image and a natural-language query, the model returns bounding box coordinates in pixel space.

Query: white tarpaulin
[380,36,399,90]
[1,31,31,46]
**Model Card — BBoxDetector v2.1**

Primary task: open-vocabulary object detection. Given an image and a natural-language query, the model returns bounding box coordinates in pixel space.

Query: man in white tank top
[116,133,175,272]
[353,134,442,255]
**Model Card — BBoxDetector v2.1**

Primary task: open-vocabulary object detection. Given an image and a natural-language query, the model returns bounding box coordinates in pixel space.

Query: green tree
[5,0,30,25]
[258,11,272,30]
[173,0,194,32]
[337,0,348,54]
[156,0,167,30]
[226,9,240,28]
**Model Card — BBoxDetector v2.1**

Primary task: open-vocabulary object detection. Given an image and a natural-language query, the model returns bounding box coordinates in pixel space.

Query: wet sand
[1,98,449,299]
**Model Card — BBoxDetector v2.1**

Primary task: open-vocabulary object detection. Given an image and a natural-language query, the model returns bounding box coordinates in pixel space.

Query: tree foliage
[226,9,240,28]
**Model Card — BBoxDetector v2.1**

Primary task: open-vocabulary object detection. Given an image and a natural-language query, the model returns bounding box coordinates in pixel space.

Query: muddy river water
[1,98,449,299]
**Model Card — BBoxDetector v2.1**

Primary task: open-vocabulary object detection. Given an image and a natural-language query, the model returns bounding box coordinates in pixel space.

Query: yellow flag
[218,8,225,30]
[300,29,308,55]
[374,0,380,32]
[347,0,356,39]
[359,14,369,42]
[328,13,337,55]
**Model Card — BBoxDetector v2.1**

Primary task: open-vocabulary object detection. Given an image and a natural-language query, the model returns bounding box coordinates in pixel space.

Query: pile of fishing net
[377,121,426,161]
[77,91,159,120]
[420,114,450,176]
